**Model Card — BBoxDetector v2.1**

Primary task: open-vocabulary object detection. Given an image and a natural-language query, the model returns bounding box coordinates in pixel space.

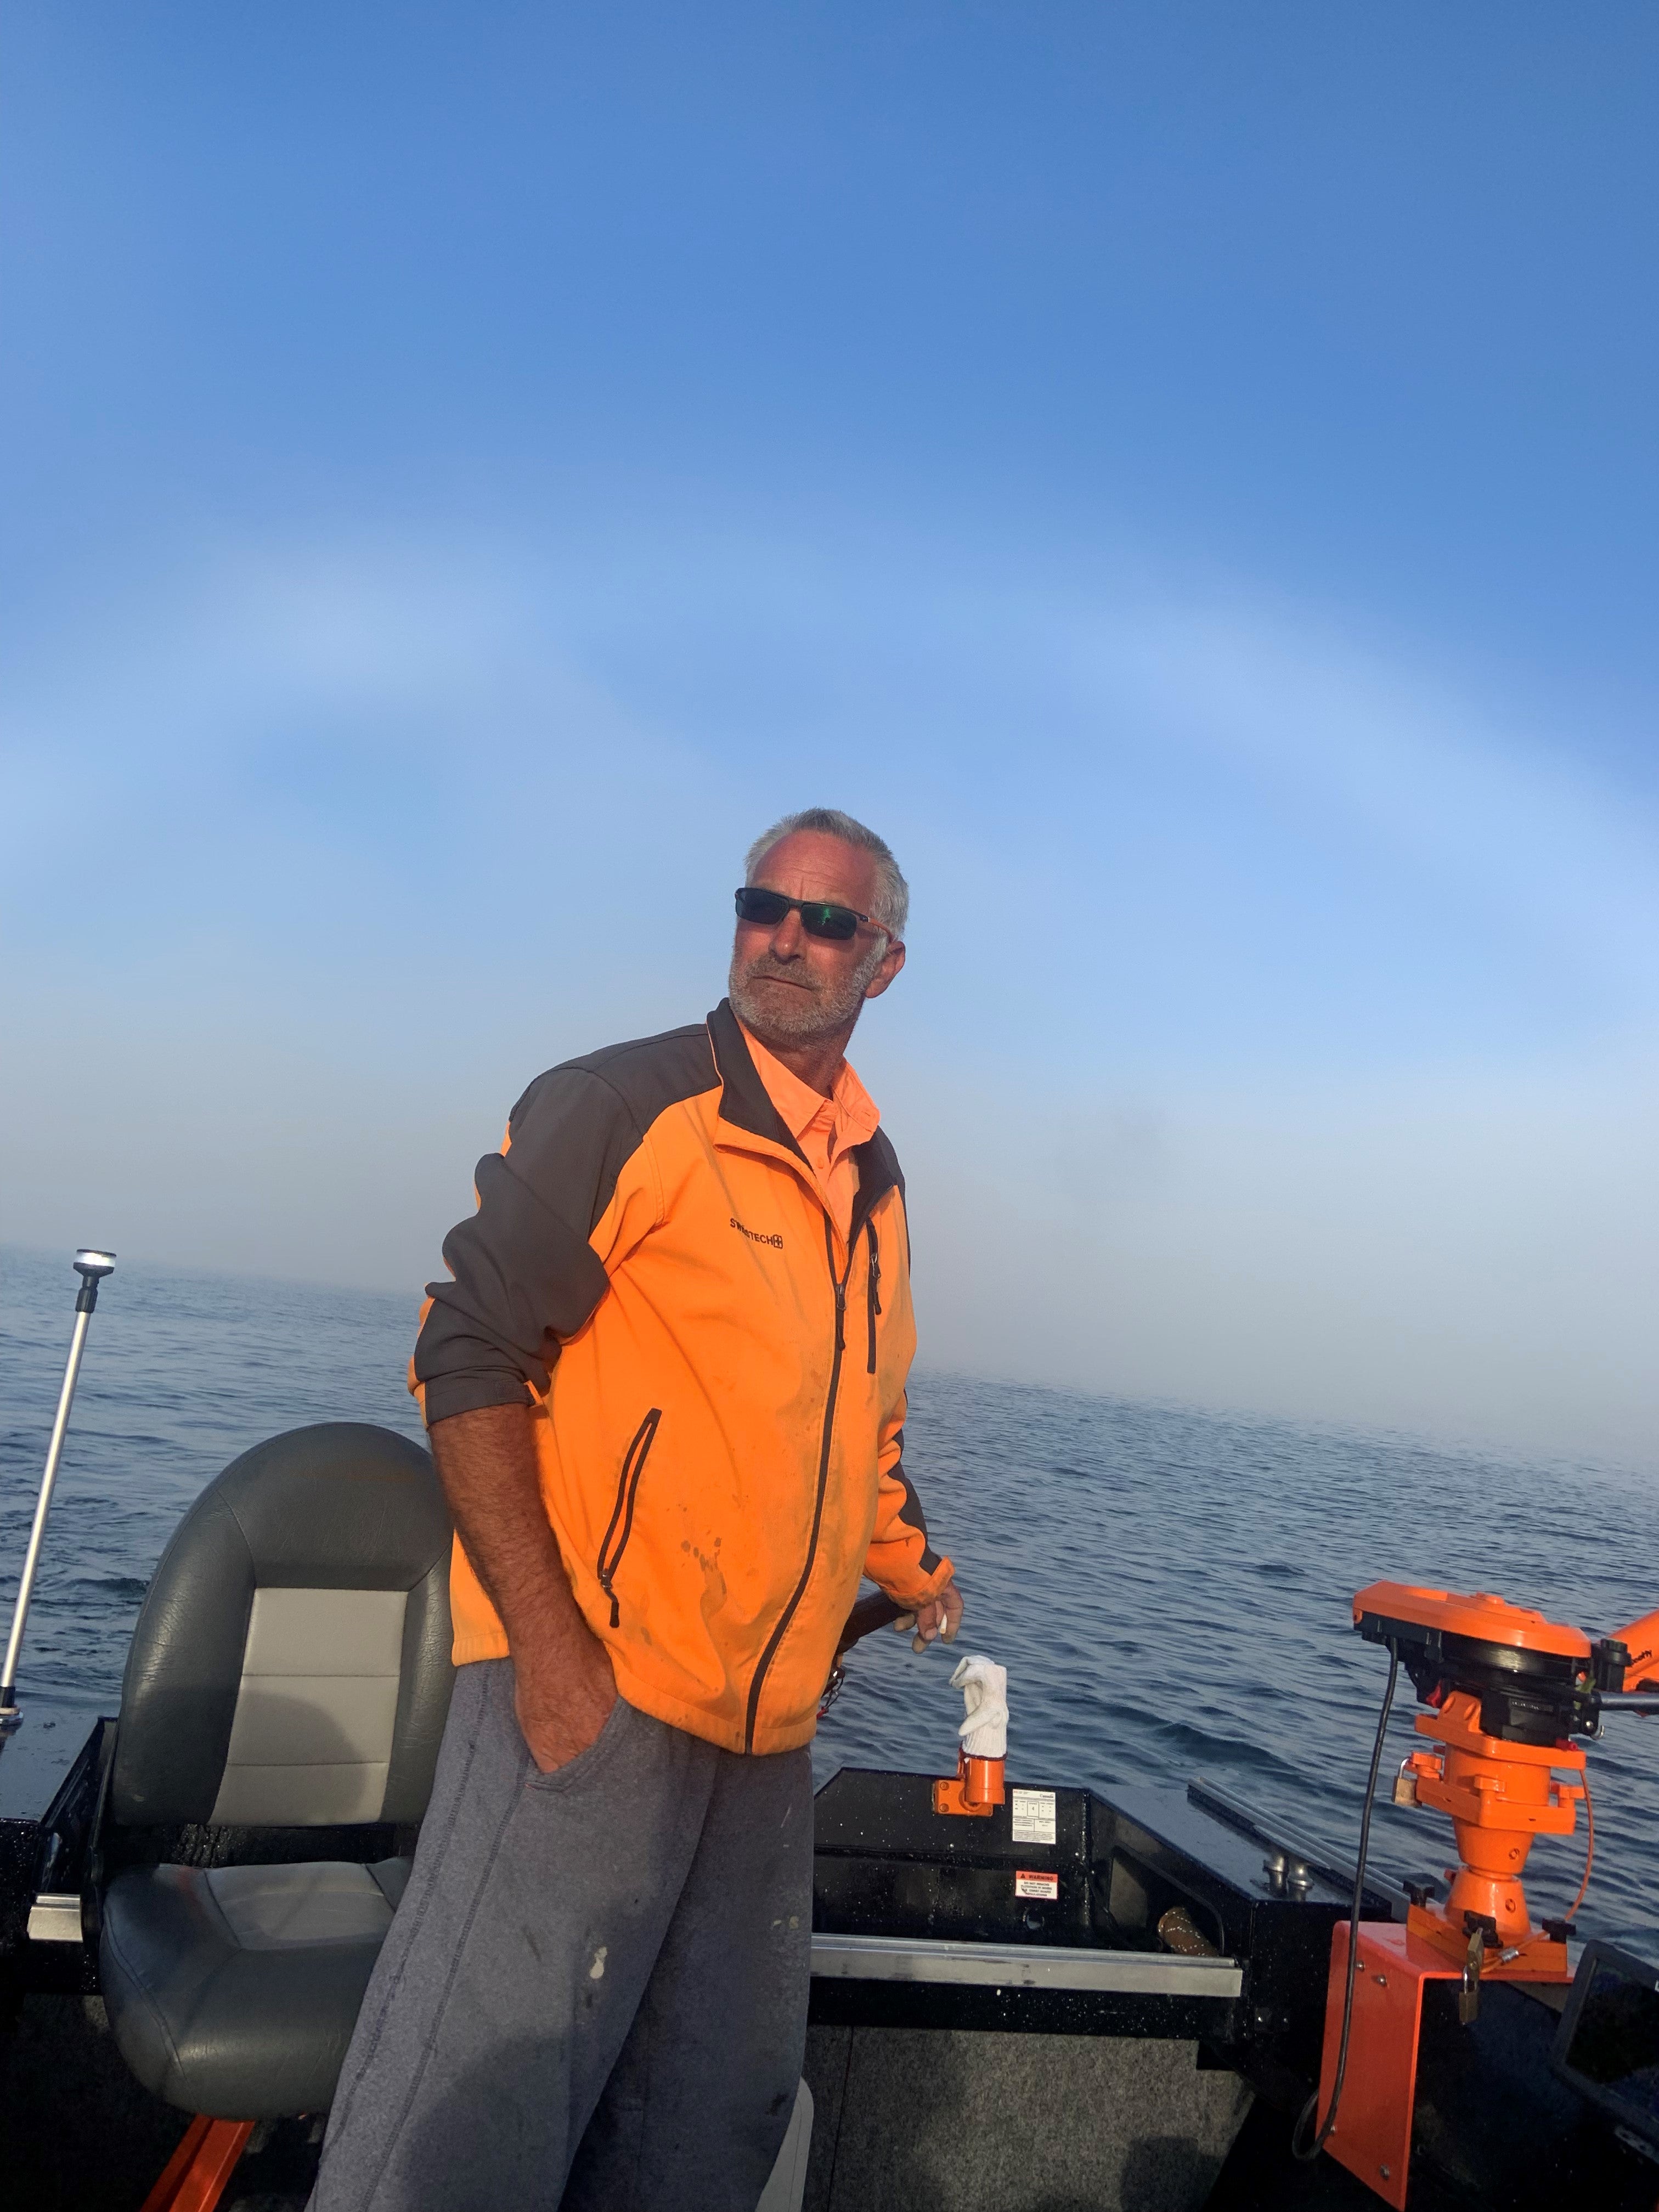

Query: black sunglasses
[733,887,876,941]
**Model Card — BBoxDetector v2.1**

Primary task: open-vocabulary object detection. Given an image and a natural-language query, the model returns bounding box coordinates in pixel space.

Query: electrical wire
[1291,1647,1400,2164]
[1565,1770,1594,1925]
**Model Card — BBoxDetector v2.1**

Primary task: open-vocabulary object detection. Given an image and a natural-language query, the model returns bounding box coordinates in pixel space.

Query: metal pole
[0,1250,116,1726]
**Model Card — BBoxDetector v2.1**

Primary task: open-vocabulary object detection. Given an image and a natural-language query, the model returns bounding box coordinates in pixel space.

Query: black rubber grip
[834,1589,909,1656]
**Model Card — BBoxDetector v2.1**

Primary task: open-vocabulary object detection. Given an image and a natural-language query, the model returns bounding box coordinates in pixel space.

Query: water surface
[4,1243,1654,1948]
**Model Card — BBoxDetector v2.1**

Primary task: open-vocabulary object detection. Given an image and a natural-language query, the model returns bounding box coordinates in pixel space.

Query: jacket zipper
[742,1215,857,1751]
[865,1220,881,1376]
[596,1407,662,1628]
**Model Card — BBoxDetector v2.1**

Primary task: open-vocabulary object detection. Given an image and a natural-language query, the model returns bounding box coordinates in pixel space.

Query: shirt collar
[736,1019,881,1150]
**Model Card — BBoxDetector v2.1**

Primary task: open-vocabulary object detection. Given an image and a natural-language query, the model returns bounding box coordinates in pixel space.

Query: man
[313,807,962,2212]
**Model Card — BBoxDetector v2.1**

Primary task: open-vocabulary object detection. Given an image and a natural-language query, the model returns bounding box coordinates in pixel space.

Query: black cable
[1291,1646,1400,2163]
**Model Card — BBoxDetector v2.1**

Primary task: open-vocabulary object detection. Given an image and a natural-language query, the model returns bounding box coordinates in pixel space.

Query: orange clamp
[932,1750,1006,1818]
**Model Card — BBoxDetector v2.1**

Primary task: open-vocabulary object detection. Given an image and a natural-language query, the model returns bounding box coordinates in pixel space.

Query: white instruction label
[1009,1787,1057,1845]
[1014,1869,1059,1901]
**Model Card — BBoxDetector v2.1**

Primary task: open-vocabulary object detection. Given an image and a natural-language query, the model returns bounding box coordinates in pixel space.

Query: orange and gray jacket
[413,1000,952,1755]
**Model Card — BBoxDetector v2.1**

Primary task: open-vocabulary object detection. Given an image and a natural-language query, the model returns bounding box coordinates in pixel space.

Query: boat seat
[101,1858,410,2117]
[98,1423,453,2129]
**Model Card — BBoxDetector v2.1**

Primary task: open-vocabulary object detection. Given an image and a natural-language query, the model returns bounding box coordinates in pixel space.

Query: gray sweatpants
[310,1660,814,2212]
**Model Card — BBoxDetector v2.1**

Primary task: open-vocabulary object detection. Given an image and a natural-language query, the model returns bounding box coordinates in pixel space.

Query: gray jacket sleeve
[413,1066,645,1426]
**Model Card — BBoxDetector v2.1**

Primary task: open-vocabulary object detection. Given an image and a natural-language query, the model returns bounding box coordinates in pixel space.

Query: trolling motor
[1303,1578,1659,2211]
[0,1250,117,1738]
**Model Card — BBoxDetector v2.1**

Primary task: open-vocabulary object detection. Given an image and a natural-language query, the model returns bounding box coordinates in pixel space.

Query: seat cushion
[99,1858,408,2118]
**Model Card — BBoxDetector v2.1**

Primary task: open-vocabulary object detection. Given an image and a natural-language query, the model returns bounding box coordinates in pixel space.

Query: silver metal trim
[27,1892,84,1944]
[810,1932,1243,1996]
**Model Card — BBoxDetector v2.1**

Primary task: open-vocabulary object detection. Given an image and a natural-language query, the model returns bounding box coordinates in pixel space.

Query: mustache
[734,952,822,992]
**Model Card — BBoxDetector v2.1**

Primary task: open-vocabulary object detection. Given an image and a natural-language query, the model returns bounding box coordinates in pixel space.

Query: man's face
[728,830,906,1047]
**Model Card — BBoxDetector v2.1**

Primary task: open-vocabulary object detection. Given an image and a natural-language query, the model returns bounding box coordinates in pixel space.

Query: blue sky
[3,3,1656,1464]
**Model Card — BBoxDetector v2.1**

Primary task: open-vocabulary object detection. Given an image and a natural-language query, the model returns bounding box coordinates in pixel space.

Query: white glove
[950,1653,1008,1760]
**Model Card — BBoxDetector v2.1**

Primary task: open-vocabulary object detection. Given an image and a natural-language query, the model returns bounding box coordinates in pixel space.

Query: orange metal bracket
[138,2115,256,2212]
[1316,1920,1571,2209]
[932,1750,1006,1817]
[1401,1689,1583,1967]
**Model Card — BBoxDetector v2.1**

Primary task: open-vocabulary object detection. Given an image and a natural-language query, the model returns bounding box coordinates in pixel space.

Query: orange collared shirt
[737,1020,881,1246]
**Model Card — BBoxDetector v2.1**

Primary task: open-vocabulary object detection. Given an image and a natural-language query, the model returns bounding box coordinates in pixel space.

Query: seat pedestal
[139,2116,255,2212]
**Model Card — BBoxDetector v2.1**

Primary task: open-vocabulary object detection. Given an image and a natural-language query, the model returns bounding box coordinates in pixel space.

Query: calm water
[3,1242,1656,1949]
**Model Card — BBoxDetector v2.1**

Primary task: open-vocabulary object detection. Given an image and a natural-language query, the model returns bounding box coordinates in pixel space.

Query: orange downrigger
[1308,1580,1659,2211]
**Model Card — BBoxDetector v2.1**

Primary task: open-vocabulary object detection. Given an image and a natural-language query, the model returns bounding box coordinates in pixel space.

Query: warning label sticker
[1009,1787,1057,1845]
[1014,1869,1059,1901]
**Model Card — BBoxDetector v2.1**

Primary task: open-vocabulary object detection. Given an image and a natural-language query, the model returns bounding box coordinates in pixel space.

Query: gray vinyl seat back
[111,1423,453,1830]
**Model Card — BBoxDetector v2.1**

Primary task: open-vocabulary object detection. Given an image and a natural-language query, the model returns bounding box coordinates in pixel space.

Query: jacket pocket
[866,1220,882,1376]
[596,1408,662,1627]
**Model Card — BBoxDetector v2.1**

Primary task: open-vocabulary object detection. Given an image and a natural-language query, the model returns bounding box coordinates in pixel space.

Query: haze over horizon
[4,6,1656,1471]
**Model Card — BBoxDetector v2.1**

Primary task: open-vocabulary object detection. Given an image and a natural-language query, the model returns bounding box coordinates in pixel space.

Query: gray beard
[727,939,888,1047]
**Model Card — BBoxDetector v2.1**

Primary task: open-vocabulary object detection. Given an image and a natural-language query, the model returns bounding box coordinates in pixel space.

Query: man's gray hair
[743,808,910,937]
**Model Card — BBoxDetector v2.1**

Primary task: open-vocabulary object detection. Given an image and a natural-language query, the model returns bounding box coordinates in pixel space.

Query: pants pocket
[522,1693,633,1795]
